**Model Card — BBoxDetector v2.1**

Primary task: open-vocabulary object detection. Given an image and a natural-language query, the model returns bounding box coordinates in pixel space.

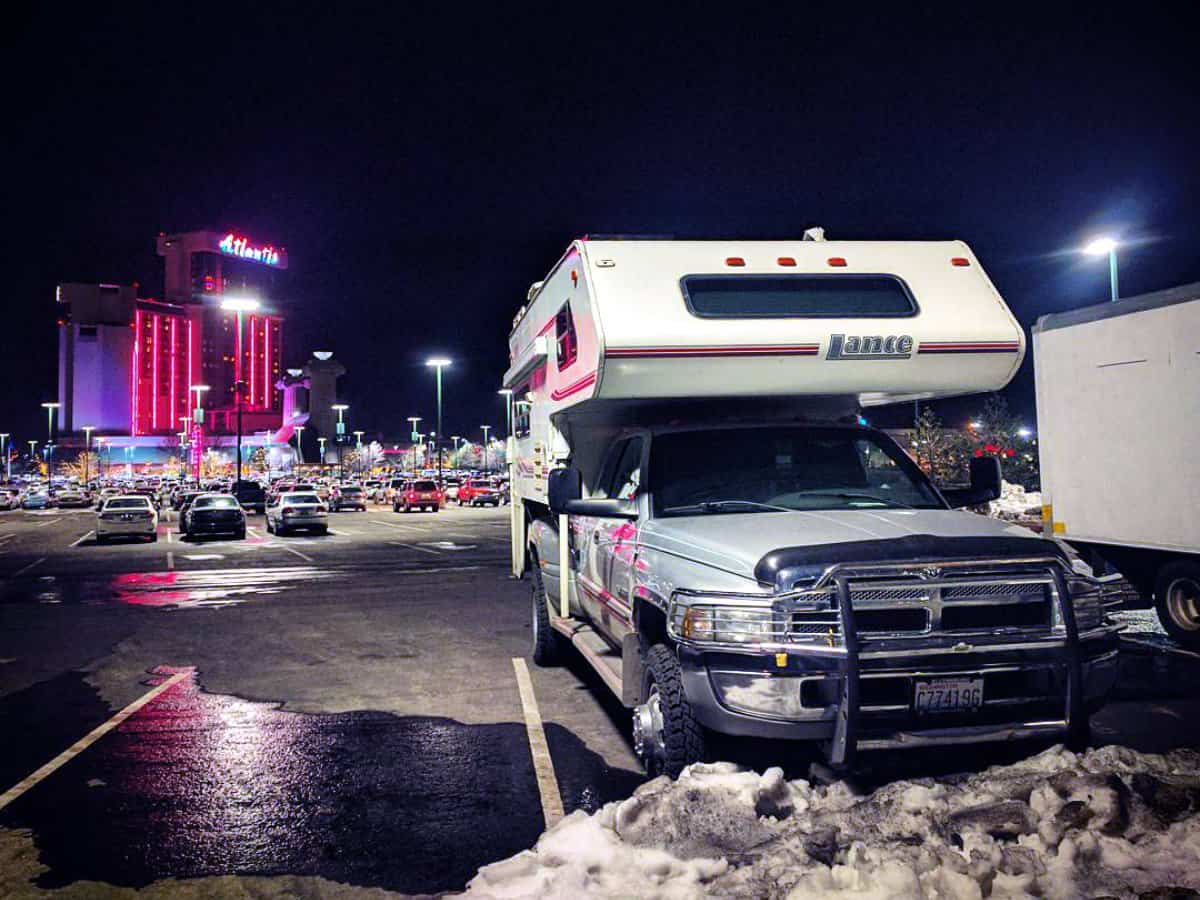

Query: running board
[550,616,624,699]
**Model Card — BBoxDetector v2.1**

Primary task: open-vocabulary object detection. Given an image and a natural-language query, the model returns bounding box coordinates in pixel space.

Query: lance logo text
[826,334,914,360]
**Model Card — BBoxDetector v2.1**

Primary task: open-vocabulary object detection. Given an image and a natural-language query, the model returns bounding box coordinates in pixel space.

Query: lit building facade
[57,229,289,449]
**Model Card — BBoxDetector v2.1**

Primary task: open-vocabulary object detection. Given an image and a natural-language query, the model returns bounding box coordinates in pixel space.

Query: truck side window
[605,438,644,501]
[556,302,578,370]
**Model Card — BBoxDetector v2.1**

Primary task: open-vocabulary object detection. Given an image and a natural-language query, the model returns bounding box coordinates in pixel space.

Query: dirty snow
[989,481,1042,521]
[464,745,1200,899]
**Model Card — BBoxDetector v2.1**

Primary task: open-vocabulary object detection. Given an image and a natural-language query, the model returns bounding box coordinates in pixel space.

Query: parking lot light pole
[28,440,38,478]
[1083,237,1120,302]
[0,433,9,481]
[425,358,451,484]
[294,425,305,465]
[332,404,349,481]
[481,425,492,473]
[318,436,327,474]
[190,384,210,484]
[82,425,95,488]
[406,417,421,474]
[41,402,59,486]
[353,430,364,476]
[222,298,260,488]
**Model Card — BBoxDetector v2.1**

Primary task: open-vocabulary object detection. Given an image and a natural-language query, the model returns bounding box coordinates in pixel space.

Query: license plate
[914,678,983,713]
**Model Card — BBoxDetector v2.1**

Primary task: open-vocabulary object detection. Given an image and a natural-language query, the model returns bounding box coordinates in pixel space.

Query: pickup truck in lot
[504,235,1122,776]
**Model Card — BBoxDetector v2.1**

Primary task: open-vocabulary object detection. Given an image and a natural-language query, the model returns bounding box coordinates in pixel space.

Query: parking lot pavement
[1,503,1198,896]
[0,503,642,896]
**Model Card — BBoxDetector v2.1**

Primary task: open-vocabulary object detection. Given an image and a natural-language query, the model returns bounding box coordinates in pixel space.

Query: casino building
[56,229,299,468]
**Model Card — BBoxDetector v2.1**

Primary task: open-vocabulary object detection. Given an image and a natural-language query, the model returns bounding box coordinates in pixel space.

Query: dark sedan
[181,494,247,539]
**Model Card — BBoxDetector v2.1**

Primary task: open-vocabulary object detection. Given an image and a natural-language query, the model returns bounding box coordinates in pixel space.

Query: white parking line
[69,531,95,547]
[167,551,175,570]
[511,658,564,827]
[12,557,46,577]
[0,670,192,813]
[166,530,174,544]
[388,541,442,555]
[277,543,314,563]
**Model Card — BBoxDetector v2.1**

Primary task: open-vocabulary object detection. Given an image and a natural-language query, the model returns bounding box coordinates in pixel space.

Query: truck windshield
[650,427,944,516]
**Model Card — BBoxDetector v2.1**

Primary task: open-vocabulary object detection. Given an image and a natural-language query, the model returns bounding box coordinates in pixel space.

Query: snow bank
[464,746,1200,899]
[989,480,1042,520]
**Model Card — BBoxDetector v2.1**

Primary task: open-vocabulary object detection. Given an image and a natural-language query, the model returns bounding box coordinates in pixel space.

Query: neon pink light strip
[170,317,177,428]
[263,317,271,408]
[152,314,160,430]
[132,310,142,435]
[249,315,257,406]
[187,319,194,410]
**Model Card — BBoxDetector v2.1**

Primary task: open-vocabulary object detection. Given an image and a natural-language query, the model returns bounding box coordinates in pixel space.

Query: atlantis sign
[217,233,286,268]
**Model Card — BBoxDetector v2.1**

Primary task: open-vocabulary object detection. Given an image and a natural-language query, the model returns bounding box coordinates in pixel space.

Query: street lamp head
[969,420,984,430]
[41,402,61,409]
[220,296,261,313]
[1017,427,1033,438]
[1083,237,1118,256]
[498,388,513,396]
[331,404,349,411]
[425,357,452,368]
[192,384,210,394]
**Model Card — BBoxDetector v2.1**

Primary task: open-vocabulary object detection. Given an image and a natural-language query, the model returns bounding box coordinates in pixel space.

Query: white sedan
[96,495,158,543]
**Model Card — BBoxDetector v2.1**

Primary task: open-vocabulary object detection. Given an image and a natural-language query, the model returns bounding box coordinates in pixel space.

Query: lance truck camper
[504,234,1121,776]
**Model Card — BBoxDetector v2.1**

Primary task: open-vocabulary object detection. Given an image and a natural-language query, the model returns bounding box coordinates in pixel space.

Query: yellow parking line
[0,670,192,812]
[511,657,564,827]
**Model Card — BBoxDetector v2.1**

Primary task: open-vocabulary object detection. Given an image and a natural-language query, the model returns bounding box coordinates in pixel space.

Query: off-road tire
[530,555,563,666]
[1155,560,1200,652]
[641,643,707,779]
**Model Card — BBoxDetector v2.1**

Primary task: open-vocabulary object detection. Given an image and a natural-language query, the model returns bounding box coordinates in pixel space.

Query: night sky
[5,6,1198,444]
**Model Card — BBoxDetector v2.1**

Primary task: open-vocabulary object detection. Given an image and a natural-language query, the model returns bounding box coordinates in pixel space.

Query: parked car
[393,480,443,513]
[181,493,247,539]
[232,480,267,515]
[364,480,385,502]
[55,488,91,508]
[330,484,368,511]
[21,491,51,510]
[0,490,19,510]
[96,495,158,543]
[265,491,328,535]
[457,478,501,507]
[443,478,462,501]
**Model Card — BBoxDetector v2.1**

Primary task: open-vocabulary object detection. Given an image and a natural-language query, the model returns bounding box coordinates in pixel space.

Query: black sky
[4,4,1198,443]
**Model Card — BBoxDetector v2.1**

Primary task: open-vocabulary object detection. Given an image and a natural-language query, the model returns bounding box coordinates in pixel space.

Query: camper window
[680,274,917,319]
[556,302,578,369]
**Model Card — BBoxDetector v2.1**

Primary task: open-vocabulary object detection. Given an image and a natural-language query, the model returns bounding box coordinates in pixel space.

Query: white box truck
[505,234,1121,776]
[1034,283,1200,649]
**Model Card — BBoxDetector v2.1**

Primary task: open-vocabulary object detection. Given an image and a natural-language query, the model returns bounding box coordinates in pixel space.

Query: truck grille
[786,565,1058,642]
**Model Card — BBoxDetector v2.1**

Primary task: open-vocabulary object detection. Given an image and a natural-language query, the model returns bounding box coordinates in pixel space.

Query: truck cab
[506,235,1121,776]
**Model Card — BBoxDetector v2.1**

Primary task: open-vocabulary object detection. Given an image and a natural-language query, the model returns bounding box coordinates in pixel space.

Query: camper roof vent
[802,227,827,242]
[526,281,544,303]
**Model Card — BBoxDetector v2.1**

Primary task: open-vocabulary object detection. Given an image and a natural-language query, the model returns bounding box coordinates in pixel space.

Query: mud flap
[826,576,860,769]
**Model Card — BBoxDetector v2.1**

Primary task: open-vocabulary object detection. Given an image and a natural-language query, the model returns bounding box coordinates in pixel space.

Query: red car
[457,478,501,507]
[393,479,443,513]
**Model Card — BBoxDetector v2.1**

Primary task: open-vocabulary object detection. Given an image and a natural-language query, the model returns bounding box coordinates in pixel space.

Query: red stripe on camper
[550,371,597,401]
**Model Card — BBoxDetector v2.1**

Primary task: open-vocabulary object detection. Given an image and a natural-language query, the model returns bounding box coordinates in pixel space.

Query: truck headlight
[678,605,777,644]
[1064,577,1105,632]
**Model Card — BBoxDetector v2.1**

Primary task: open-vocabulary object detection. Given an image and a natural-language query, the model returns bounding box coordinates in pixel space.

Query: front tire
[1156,561,1200,652]
[636,644,707,779]
[530,555,564,666]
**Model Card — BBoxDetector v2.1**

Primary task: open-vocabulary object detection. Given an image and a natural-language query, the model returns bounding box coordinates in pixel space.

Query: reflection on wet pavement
[0,674,643,894]
[1,567,332,610]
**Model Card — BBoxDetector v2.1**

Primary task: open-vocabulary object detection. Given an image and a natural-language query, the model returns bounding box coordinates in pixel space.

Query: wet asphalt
[0,504,643,894]
[1,504,1198,895]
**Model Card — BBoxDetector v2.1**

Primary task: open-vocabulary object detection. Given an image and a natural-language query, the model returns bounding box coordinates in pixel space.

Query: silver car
[265,491,328,536]
[97,495,158,542]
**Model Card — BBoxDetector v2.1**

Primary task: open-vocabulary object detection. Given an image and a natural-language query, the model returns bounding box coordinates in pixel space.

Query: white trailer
[1034,283,1200,648]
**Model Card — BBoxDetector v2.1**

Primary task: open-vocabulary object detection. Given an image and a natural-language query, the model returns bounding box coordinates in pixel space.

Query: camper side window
[513,390,531,439]
[556,303,578,370]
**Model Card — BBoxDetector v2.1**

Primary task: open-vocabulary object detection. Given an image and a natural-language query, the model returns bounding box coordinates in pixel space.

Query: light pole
[332,404,349,481]
[28,440,38,478]
[222,297,260,486]
[294,425,305,465]
[82,425,95,488]
[0,433,8,482]
[498,389,513,439]
[1083,237,1120,302]
[190,384,210,484]
[407,417,421,474]
[425,358,451,484]
[318,436,328,474]
[353,430,364,476]
[481,425,492,473]
[41,402,59,486]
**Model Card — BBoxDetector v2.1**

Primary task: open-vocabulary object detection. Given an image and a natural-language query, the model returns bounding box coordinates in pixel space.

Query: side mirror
[943,456,1003,508]
[547,466,582,515]
[563,497,639,519]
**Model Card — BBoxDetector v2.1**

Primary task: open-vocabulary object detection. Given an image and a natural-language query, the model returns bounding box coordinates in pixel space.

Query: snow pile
[989,480,1042,521]
[464,745,1200,899]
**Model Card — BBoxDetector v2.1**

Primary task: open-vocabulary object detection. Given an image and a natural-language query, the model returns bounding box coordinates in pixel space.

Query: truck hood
[638,509,1045,583]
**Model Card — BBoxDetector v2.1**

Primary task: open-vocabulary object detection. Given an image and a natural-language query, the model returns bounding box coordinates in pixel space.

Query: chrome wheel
[632,688,667,770]
[1165,576,1200,631]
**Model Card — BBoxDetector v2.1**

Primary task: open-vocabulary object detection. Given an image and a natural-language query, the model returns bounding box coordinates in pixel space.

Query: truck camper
[505,235,1121,776]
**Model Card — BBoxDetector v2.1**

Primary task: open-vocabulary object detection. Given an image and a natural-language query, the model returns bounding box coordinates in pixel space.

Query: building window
[555,302,577,370]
